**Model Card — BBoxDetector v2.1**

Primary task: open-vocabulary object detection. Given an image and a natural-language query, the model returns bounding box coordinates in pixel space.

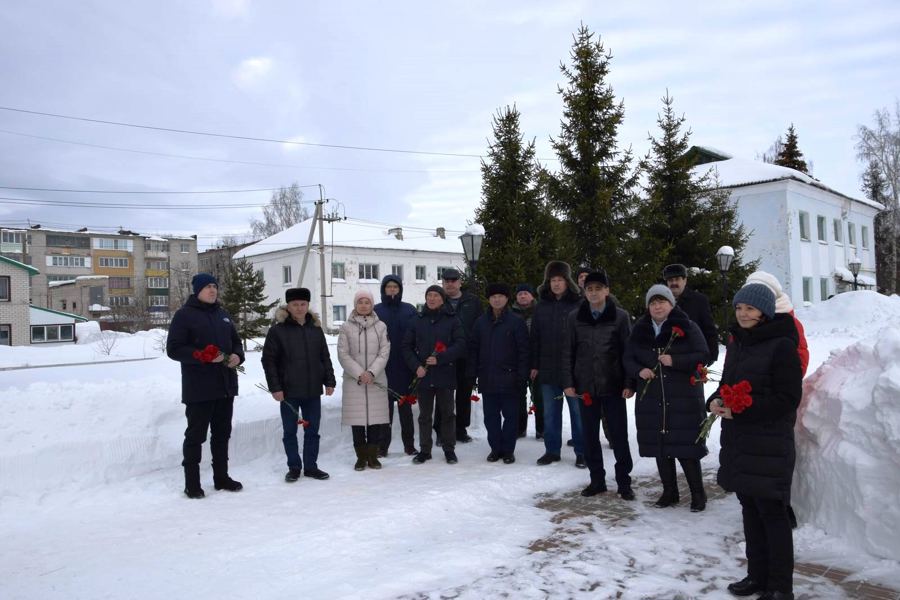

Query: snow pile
[793,292,900,561]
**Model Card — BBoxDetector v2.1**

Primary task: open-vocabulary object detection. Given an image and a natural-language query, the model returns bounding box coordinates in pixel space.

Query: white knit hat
[353,288,375,305]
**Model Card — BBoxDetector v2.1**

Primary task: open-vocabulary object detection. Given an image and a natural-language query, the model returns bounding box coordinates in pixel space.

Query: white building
[233,218,466,331]
[691,148,882,305]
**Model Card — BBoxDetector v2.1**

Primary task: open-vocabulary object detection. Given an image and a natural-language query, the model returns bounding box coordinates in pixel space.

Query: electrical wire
[0,184,318,195]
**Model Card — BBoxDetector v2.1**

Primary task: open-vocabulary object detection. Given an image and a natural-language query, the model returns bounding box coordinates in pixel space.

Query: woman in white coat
[337,289,391,470]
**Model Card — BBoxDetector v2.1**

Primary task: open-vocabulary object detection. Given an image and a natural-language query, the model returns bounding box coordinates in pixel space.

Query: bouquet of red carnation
[470,384,480,403]
[398,394,418,406]
[689,363,722,386]
[192,344,245,373]
[407,340,447,392]
[637,326,685,402]
[696,379,753,442]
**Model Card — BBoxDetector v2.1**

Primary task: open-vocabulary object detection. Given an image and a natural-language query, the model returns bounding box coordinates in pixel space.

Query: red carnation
[434,341,447,354]
[399,394,418,406]
[194,344,222,363]
[581,392,593,406]
[528,404,536,414]
[470,393,480,403]
[689,376,697,386]
[298,418,310,428]
[671,326,685,338]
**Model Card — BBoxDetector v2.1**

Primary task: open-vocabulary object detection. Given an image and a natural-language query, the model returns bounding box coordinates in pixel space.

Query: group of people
[168,259,808,600]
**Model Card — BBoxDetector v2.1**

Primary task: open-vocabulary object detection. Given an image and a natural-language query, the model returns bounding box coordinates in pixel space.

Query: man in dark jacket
[530,260,585,467]
[261,287,336,483]
[664,263,719,365]
[469,283,529,463]
[373,274,418,456]
[511,283,543,439]
[434,267,481,443]
[167,273,245,499]
[561,271,635,499]
[402,285,466,464]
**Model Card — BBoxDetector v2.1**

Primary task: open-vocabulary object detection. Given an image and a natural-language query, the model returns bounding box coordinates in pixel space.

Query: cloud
[231,56,273,90]
[211,0,250,19]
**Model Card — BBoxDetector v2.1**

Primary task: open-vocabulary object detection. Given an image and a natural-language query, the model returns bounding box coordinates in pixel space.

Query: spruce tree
[545,24,639,306]
[220,258,277,350]
[774,124,809,174]
[475,105,560,289]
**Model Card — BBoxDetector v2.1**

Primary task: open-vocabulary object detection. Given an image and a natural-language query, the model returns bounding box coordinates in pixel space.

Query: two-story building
[0,255,39,346]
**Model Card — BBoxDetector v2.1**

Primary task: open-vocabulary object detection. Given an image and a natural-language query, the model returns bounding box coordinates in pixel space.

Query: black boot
[680,458,706,512]
[183,464,204,499]
[366,444,383,469]
[354,446,367,471]
[654,457,679,507]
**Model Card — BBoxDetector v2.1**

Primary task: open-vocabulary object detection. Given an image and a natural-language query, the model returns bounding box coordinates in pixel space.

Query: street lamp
[848,256,861,291]
[716,245,735,334]
[459,224,485,288]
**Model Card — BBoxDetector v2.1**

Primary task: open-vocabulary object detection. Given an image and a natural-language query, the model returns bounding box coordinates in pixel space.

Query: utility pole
[318,185,328,331]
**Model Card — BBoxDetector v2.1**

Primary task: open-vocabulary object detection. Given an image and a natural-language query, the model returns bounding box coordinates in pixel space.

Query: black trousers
[434,360,473,438]
[352,425,381,447]
[738,493,794,594]
[381,397,415,452]
[579,394,633,489]
[419,387,455,453]
[183,397,234,482]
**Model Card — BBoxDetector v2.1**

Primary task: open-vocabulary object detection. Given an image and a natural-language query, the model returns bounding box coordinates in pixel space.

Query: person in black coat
[708,283,802,600]
[511,283,544,439]
[624,284,710,512]
[373,274,418,456]
[663,263,719,365]
[261,287,336,483]
[561,271,635,499]
[167,273,245,499]
[401,285,466,464]
[469,283,529,463]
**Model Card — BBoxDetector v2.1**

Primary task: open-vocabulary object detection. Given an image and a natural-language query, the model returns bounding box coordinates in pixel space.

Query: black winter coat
[373,275,418,393]
[709,314,802,501]
[401,304,466,390]
[261,308,337,398]
[510,300,536,331]
[468,307,529,394]
[530,288,582,386]
[167,295,245,404]
[624,308,709,459]
[676,288,720,365]
[560,299,633,397]
[447,291,481,337]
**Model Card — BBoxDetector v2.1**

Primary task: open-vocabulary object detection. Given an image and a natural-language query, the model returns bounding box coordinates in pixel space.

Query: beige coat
[337,311,391,426]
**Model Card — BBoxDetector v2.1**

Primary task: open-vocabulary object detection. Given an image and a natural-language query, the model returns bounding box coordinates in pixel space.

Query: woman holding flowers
[624,284,709,511]
[337,289,391,471]
[708,283,802,600]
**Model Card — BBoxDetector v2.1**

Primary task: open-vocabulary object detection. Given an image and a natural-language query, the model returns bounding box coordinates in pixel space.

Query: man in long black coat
[664,263,719,365]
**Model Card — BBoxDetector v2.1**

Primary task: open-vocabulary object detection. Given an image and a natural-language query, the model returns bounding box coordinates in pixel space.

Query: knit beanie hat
[285,287,311,303]
[583,270,609,287]
[354,288,375,305]
[645,284,676,308]
[485,283,511,298]
[425,284,447,302]
[733,283,776,319]
[515,283,536,296]
[191,273,218,296]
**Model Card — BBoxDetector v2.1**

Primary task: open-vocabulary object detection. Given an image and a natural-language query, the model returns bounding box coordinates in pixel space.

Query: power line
[0,184,318,195]
[0,105,486,159]
[0,195,267,210]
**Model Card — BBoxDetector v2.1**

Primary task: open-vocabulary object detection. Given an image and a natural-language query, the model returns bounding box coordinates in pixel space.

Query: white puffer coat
[337,311,391,426]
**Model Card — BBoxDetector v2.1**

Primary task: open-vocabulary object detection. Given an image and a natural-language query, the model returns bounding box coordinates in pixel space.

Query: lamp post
[848,256,861,291]
[716,245,735,335]
[459,224,485,292]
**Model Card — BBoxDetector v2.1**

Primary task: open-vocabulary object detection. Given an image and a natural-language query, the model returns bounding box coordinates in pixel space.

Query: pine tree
[773,124,809,174]
[220,259,277,350]
[475,105,560,289]
[545,24,639,306]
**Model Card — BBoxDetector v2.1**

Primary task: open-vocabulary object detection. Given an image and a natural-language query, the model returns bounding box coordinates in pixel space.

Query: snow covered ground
[2,291,899,599]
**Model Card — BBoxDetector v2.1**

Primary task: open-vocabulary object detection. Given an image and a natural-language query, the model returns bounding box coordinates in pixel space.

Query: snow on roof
[49,275,109,288]
[234,218,466,259]
[693,157,884,211]
[833,265,876,287]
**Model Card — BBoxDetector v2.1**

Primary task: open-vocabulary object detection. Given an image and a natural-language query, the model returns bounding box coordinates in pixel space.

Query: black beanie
[485,283,511,298]
[191,273,218,296]
[515,283,535,296]
[285,288,311,303]
[425,285,446,302]
[583,270,609,287]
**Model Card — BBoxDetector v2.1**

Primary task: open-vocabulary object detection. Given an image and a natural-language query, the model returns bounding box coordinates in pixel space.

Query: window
[148,295,168,307]
[359,263,379,280]
[48,255,88,268]
[0,324,10,346]
[820,277,829,301]
[802,277,812,303]
[145,240,169,253]
[415,265,426,281]
[436,266,455,279]
[146,260,168,271]
[332,262,346,280]
[147,277,169,288]
[109,296,132,307]
[282,265,292,284]
[30,324,75,343]
[99,257,129,268]
[1,231,24,244]
[391,264,404,281]
[46,235,89,249]
[61,299,67,310]
[180,242,191,253]
[833,218,843,244]
[108,277,131,289]
[816,215,827,241]
[0,276,9,301]
[333,305,347,322]
[798,211,810,241]
[862,226,870,249]
[848,222,856,247]
[47,275,76,283]
[92,238,133,251]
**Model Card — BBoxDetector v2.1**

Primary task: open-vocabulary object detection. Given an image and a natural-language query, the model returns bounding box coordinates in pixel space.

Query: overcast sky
[1,0,898,250]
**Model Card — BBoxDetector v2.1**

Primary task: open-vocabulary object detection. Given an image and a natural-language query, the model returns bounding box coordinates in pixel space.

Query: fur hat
[285,287,311,303]
[486,283,511,298]
[191,273,218,296]
[545,260,573,281]
[353,288,375,305]
[425,284,447,302]
[662,264,688,280]
[583,270,609,288]
[733,283,776,319]
[645,284,676,307]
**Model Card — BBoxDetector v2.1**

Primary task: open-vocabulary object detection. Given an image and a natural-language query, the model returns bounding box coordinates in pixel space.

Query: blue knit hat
[733,283,776,319]
[515,283,536,296]
[191,273,218,296]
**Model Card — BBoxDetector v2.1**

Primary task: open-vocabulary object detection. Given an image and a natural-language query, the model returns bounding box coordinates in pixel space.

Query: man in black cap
[261,287,336,483]
[663,264,719,364]
[511,283,543,438]
[434,267,481,443]
[167,273,245,499]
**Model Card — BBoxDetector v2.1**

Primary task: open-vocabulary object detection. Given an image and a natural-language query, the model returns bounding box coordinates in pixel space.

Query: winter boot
[214,476,243,492]
[366,444,383,469]
[183,464,204,499]
[680,458,706,512]
[654,457,680,507]
[354,446,367,471]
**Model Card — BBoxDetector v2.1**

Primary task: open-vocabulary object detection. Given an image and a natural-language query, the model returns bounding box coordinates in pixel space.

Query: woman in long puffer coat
[337,289,391,471]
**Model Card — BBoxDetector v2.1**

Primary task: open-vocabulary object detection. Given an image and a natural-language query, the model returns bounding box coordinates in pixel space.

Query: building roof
[0,254,40,276]
[234,218,466,259]
[29,305,89,323]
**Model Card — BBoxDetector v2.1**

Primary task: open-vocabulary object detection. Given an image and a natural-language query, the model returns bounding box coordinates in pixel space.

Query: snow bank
[793,292,900,561]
